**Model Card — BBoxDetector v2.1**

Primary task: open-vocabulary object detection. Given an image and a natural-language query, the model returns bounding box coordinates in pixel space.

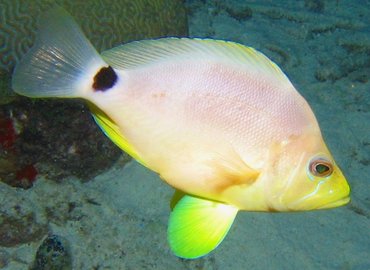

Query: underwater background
[0,0,369,269]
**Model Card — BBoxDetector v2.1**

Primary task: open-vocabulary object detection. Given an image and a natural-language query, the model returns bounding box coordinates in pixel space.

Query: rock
[0,213,47,247]
[30,235,72,270]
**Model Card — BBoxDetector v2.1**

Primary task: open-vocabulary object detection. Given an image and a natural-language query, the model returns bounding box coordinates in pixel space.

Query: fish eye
[309,157,333,178]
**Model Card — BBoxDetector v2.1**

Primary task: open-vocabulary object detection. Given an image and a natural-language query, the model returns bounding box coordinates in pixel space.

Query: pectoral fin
[168,194,238,259]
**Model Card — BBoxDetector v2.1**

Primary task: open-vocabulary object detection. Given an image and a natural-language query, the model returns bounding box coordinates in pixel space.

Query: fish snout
[290,174,350,211]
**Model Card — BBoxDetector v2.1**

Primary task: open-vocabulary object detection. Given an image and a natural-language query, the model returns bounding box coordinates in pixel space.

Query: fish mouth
[317,196,350,209]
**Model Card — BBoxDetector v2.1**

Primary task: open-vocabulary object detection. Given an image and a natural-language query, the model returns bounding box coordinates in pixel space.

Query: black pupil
[316,163,329,174]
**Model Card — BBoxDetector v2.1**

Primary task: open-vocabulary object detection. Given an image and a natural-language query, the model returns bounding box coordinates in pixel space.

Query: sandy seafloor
[1,0,369,269]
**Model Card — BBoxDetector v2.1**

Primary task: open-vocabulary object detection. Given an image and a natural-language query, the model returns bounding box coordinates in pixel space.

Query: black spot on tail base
[92,66,117,91]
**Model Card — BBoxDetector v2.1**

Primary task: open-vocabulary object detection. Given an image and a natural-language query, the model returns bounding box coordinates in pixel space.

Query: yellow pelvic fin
[168,194,238,259]
[87,102,147,167]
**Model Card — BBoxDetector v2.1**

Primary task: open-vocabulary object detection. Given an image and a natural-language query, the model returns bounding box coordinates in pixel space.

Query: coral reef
[0,73,15,105]
[0,0,188,72]
[1,1,368,269]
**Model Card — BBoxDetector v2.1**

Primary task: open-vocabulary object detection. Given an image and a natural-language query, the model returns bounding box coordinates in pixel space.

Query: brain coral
[0,0,188,73]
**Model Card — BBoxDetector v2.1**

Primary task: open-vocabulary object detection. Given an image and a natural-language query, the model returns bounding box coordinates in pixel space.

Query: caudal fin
[12,7,107,98]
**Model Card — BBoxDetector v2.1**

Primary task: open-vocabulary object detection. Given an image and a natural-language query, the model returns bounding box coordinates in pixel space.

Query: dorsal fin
[101,38,290,85]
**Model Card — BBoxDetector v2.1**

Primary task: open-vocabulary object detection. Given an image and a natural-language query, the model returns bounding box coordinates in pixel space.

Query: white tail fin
[12,7,107,98]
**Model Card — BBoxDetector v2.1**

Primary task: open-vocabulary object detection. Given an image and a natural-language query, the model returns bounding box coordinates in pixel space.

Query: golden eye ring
[309,158,333,178]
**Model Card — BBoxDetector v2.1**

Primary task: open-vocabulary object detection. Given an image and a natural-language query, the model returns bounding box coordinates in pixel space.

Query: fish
[12,7,350,259]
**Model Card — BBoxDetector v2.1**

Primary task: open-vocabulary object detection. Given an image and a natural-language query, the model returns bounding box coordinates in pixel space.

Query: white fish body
[12,7,350,259]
